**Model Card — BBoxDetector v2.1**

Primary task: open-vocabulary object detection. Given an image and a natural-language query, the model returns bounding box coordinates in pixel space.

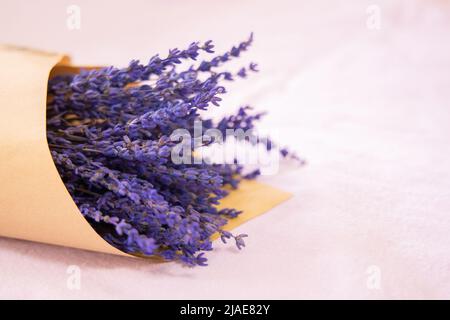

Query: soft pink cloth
[0,0,449,299]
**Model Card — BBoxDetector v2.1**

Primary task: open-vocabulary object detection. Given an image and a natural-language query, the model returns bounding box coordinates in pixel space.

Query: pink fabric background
[0,0,449,299]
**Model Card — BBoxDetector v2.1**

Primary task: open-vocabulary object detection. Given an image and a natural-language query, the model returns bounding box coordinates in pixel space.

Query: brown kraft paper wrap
[0,45,292,257]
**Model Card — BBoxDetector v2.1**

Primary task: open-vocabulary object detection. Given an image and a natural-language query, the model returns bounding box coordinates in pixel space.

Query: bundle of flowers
[46,35,294,266]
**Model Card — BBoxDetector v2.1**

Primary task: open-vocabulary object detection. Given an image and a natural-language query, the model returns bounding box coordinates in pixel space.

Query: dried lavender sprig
[47,35,293,266]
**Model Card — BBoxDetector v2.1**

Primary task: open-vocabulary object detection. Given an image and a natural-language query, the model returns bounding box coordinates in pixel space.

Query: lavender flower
[47,34,297,266]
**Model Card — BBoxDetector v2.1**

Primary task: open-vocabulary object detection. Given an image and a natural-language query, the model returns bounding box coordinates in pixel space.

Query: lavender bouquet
[46,35,294,266]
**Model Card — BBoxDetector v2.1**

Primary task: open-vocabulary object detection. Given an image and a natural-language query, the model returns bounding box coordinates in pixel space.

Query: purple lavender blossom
[46,34,296,266]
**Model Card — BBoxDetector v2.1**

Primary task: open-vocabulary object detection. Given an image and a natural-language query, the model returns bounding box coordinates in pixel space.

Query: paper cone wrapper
[0,45,292,258]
